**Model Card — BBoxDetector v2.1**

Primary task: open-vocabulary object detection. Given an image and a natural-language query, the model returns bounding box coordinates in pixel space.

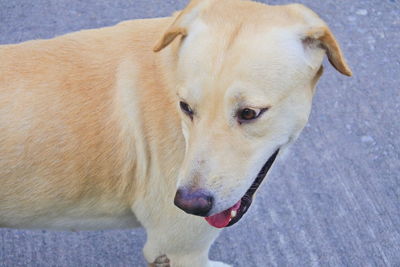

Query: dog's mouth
[205,149,279,228]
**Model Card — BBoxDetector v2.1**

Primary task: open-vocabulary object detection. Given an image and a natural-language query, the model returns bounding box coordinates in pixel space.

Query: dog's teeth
[231,210,237,218]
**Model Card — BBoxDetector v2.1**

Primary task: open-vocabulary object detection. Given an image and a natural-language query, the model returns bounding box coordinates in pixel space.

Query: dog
[0,0,351,266]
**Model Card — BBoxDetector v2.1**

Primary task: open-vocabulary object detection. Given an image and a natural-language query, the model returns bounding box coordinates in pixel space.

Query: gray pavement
[0,0,399,266]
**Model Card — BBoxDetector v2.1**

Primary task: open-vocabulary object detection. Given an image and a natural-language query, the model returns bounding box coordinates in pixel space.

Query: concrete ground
[0,0,399,266]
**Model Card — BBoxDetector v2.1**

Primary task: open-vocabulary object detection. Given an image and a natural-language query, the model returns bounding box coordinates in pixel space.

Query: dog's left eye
[237,108,267,123]
[179,101,194,119]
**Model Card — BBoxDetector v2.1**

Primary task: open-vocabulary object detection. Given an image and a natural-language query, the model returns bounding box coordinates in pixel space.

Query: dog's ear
[302,27,352,76]
[292,4,352,76]
[153,0,212,52]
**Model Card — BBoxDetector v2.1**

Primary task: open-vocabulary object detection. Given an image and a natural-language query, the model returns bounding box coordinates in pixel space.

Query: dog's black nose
[174,188,213,217]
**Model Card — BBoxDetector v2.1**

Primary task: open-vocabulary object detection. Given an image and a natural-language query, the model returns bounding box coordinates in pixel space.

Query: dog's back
[0,18,171,229]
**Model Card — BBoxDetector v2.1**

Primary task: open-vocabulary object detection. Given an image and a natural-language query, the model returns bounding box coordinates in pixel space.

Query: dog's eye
[179,101,194,119]
[237,108,267,123]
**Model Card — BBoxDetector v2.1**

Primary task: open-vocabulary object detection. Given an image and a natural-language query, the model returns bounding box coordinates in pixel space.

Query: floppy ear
[290,4,352,76]
[153,0,211,52]
[302,26,352,76]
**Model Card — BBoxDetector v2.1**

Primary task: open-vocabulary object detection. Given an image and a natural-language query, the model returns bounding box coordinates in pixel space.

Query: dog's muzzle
[204,149,280,228]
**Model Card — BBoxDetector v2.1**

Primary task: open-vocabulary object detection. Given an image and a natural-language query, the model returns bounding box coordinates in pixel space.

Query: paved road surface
[0,0,399,266]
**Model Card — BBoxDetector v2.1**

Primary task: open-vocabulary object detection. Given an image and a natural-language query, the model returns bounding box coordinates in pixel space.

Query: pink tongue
[205,200,241,228]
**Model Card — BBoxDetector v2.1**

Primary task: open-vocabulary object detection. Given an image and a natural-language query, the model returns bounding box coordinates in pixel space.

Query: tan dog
[0,0,351,266]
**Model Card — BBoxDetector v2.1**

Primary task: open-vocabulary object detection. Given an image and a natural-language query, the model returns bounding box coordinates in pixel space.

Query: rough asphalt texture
[0,0,399,266]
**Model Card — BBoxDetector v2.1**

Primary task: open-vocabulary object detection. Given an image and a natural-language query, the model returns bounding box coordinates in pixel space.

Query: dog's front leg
[149,255,171,267]
[134,200,231,267]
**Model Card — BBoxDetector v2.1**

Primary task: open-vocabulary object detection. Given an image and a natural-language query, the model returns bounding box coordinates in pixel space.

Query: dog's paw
[208,261,232,267]
[149,254,170,267]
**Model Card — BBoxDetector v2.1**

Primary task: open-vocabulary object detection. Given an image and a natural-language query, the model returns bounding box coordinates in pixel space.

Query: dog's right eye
[237,107,268,123]
[179,101,194,119]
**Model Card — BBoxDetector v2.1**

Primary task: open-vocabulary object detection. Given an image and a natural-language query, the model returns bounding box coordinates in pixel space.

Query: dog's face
[154,0,351,228]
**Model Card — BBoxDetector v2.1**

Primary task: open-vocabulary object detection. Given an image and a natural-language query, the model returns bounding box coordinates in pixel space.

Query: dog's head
[154,0,351,228]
